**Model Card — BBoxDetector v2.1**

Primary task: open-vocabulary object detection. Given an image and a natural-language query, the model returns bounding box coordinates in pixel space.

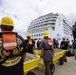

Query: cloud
[0,0,44,33]
[40,0,76,23]
[0,0,76,38]
[67,13,76,25]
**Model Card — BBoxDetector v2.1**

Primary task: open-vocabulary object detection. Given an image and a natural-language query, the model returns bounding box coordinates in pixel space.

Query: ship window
[46,29,48,31]
[51,23,55,25]
[34,34,35,37]
[38,25,39,27]
[57,34,60,36]
[39,34,40,36]
[41,33,43,36]
[63,19,65,23]
[52,27,55,30]
[37,34,38,36]
[32,35,33,37]
[41,25,42,26]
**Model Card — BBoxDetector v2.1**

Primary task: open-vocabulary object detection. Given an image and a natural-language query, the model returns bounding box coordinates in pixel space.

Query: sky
[0,0,76,38]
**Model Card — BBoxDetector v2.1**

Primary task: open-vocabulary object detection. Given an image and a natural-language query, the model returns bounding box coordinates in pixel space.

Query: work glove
[40,56,43,58]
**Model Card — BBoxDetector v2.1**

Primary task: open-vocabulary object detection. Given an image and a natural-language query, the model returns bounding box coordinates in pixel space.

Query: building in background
[27,13,73,45]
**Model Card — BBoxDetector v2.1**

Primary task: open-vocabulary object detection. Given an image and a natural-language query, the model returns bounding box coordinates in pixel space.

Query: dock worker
[25,34,35,54]
[37,38,41,50]
[60,38,68,50]
[40,31,54,75]
[0,16,26,75]
[60,38,67,62]
[72,38,76,59]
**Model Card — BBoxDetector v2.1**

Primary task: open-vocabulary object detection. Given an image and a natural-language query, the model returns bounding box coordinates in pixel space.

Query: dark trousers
[44,61,51,75]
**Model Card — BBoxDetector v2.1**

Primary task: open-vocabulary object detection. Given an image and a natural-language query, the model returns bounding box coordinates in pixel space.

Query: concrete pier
[31,56,76,75]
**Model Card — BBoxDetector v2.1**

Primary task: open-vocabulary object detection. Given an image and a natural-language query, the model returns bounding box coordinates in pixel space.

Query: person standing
[66,38,70,50]
[0,16,26,75]
[37,39,41,50]
[60,38,67,62]
[56,40,59,48]
[40,31,54,75]
[60,38,68,50]
[53,38,58,48]
[25,34,35,54]
[73,39,76,59]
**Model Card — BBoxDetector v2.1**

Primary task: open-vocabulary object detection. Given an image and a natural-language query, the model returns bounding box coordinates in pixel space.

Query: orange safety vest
[2,33,17,50]
[47,38,52,46]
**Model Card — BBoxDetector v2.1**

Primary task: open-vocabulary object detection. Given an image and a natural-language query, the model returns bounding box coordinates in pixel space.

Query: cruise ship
[27,13,73,44]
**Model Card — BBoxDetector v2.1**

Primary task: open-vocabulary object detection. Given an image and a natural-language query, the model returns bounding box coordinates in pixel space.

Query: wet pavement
[30,56,76,75]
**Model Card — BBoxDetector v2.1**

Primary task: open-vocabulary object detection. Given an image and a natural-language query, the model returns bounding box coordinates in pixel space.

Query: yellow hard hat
[27,34,31,38]
[1,16,14,26]
[43,31,49,37]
